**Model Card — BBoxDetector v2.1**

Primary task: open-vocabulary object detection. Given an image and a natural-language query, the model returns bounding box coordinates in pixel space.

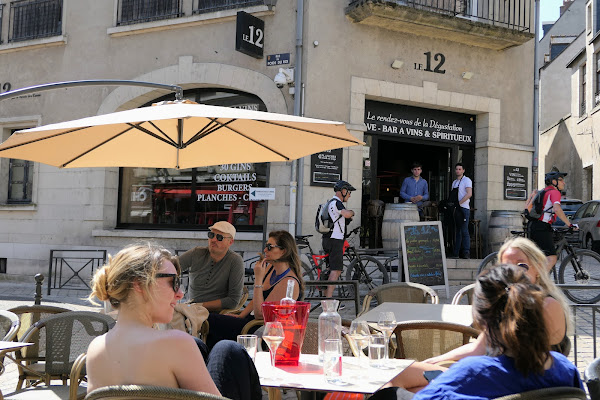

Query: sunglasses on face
[156,273,182,293]
[208,231,231,241]
[265,243,283,251]
[517,263,529,271]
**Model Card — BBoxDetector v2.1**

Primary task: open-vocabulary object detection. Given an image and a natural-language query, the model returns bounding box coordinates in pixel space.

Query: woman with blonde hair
[425,236,571,366]
[86,243,261,400]
[375,264,582,399]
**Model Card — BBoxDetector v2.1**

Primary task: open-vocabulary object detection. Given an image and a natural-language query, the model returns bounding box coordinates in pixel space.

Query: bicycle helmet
[545,170,567,185]
[333,180,356,192]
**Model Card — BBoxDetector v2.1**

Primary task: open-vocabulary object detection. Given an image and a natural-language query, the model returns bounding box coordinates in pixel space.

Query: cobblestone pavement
[0,280,596,399]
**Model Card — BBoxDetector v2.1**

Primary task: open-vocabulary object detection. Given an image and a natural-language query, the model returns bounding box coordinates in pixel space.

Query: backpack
[524,189,551,221]
[315,199,341,234]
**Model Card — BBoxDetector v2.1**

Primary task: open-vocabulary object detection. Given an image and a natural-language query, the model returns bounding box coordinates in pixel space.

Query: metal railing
[47,249,107,294]
[557,285,600,368]
[194,0,264,15]
[8,0,62,43]
[348,0,532,33]
[117,0,183,26]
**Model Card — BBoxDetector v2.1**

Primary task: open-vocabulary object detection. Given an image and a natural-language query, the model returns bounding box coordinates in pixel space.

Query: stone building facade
[0,0,535,280]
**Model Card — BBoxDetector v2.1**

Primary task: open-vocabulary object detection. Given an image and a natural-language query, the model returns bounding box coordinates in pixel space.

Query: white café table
[254,352,413,394]
[355,302,473,327]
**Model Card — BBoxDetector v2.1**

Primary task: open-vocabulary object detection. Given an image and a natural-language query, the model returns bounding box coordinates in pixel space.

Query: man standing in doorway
[178,221,244,312]
[451,163,473,259]
[400,162,429,218]
[322,180,356,299]
[528,170,577,272]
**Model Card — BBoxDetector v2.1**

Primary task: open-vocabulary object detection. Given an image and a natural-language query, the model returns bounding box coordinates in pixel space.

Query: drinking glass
[368,334,386,369]
[323,338,345,385]
[348,320,370,364]
[263,322,285,380]
[237,334,258,362]
[377,312,396,366]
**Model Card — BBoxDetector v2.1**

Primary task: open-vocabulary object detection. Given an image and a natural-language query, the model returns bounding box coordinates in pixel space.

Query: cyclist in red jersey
[528,170,577,272]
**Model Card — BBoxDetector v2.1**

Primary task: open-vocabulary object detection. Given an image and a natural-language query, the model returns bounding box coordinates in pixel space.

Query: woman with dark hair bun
[371,264,583,400]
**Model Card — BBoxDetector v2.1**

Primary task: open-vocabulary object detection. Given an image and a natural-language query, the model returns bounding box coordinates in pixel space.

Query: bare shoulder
[543,296,563,312]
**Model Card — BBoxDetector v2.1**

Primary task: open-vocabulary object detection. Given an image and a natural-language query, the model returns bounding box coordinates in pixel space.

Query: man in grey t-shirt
[178,221,244,312]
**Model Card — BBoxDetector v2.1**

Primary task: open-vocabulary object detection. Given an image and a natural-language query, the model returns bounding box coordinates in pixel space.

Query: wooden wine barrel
[382,203,420,249]
[487,210,524,252]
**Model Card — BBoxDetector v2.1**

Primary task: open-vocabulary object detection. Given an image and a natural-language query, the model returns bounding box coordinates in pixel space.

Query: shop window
[0,258,5,273]
[117,88,268,231]
[8,0,63,43]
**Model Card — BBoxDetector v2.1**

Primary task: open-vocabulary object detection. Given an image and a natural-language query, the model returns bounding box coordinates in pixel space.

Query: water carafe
[318,299,341,361]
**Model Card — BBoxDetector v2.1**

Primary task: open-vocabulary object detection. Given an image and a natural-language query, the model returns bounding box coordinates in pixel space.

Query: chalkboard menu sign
[504,166,528,200]
[400,221,449,297]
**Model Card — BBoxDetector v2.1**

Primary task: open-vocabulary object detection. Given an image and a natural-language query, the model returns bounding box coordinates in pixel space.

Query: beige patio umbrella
[0,100,362,169]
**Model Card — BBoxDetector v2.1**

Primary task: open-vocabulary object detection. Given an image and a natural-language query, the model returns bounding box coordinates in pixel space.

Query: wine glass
[348,320,370,364]
[377,312,396,366]
[263,322,285,380]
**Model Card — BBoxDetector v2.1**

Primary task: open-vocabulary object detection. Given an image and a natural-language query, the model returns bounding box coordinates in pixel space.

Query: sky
[539,0,565,36]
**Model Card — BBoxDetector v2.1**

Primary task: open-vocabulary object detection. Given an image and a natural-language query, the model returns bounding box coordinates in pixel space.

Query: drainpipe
[290,0,304,235]
[532,0,540,189]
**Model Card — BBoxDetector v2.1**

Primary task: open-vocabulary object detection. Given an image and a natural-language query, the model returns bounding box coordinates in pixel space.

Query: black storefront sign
[504,166,528,200]
[235,11,264,59]
[364,100,475,145]
[310,149,343,187]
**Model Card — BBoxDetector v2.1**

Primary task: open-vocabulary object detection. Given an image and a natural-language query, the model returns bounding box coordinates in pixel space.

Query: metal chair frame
[359,282,439,317]
[451,283,476,305]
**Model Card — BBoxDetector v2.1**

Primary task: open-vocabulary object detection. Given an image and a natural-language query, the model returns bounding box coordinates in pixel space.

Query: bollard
[34,274,44,305]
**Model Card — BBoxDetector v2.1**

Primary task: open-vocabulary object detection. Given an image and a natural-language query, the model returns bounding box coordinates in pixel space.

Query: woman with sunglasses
[372,264,582,399]
[86,243,261,400]
[206,230,304,349]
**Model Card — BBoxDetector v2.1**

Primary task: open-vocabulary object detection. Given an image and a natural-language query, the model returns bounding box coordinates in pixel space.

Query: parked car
[570,200,600,252]
[552,198,584,228]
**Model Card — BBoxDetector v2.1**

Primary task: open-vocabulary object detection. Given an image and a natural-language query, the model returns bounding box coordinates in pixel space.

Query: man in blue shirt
[400,162,429,217]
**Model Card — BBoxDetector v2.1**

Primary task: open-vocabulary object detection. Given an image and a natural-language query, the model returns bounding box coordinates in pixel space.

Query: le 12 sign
[236,11,264,59]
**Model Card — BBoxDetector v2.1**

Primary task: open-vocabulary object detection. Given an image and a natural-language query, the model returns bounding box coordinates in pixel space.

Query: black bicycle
[477,226,600,304]
[295,226,389,298]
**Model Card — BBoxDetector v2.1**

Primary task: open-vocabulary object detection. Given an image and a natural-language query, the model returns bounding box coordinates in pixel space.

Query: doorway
[375,140,451,204]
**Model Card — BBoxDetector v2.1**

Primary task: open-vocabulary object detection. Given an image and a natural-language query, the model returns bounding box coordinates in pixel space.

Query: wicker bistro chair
[85,385,231,400]
[15,311,115,390]
[585,356,600,400]
[451,283,476,305]
[492,387,587,400]
[4,352,88,400]
[219,286,249,315]
[0,310,20,377]
[391,320,479,361]
[0,310,20,341]
[358,282,439,317]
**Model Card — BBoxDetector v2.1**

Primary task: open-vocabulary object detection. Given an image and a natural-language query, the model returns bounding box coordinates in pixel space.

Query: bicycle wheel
[477,252,499,275]
[345,255,389,300]
[301,261,316,298]
[558,249,600,304]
